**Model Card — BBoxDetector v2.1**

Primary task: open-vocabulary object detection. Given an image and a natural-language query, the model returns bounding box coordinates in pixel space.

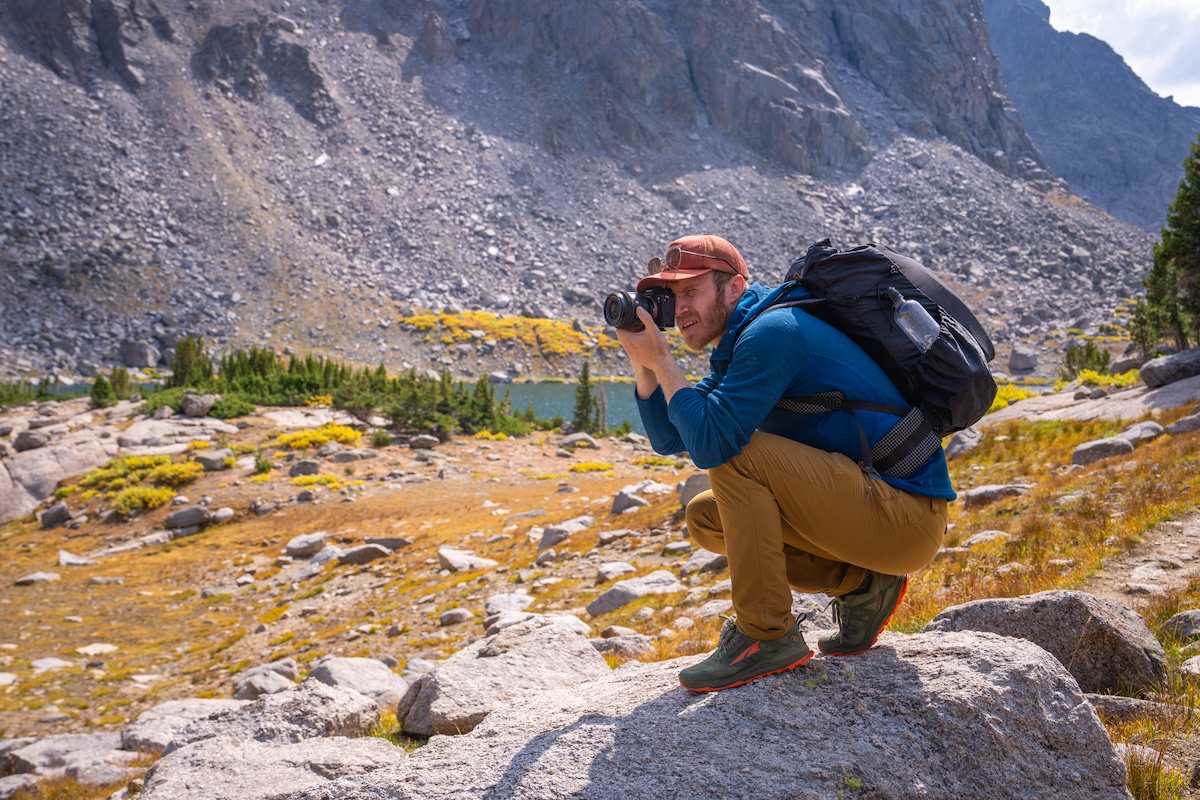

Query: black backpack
[744,239,997,478]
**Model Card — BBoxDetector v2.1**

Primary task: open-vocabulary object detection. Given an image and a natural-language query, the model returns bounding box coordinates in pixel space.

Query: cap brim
[636,268,717,293]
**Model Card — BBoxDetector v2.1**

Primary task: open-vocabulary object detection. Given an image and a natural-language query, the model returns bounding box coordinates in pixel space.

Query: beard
[681,296,734,351]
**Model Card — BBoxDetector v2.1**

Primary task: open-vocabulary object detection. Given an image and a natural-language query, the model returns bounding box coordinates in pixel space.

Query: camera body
[604,287,676,332]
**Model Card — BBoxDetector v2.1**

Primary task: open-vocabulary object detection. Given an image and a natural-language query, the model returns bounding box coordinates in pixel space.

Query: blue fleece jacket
[635,282,956,500]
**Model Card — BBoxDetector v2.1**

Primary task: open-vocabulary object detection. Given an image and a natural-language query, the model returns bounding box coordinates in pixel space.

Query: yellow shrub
[187,440,210,451]
[290,475,342,488]
[569,462,615,473]
[306,394,333,407]
[149,461,205,488]
[988,383,1037,413]
[79,455,172,492]
[249,474,271,483]
[474,431,509,441]
[112,486,176,515]
[277,424,362,450]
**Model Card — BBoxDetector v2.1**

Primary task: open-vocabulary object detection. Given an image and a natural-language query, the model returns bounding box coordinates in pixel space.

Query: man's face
[671,271,743,351]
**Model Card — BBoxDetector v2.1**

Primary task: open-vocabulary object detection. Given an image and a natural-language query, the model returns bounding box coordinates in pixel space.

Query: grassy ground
[6,403,1200,798]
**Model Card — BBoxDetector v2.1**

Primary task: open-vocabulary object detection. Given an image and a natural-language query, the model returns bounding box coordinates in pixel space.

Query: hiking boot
[818,572,908,656]
[678,615,812,692]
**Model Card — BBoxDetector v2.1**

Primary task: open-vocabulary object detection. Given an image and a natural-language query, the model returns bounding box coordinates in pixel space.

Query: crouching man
[614,234,954,692]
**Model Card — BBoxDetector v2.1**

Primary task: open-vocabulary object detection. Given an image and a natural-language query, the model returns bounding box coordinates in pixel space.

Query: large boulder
[140,736,406,800]
[397,617,611,737]
[289,631,1129,800]
[181,392,223,418]
[306,657,409,709]
[923,590,1165,694]
[1,435,117,524]
[1140,348,1200,388]
[120,699,251,754]
[165,681,379,754]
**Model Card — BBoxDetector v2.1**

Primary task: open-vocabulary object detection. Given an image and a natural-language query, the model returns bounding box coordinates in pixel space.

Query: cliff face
[984,0,1200,231]
[465,0,1043,175]
[0,0,1152,382]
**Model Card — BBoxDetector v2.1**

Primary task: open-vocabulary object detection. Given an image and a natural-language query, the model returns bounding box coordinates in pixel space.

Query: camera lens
[604,292,649,331]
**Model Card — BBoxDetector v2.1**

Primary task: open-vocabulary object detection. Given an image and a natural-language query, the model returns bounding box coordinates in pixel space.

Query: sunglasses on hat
[646,246,739,276]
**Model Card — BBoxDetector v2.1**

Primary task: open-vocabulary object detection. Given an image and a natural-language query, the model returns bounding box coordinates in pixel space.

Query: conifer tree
[573,360,597,433]
[1135,132,1200,353]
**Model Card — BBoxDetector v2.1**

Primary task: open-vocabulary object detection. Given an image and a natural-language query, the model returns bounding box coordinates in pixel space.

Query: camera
[604,287,675,331]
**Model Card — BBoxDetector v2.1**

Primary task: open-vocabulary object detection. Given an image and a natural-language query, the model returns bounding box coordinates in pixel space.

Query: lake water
[497,381,646,435]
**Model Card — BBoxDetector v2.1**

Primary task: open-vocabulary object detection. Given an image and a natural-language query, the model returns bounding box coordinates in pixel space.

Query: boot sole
[678,651,814,693]
[820,575,909,657]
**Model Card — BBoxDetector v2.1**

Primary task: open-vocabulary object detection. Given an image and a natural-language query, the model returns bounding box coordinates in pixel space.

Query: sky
[1040,0,1200,108]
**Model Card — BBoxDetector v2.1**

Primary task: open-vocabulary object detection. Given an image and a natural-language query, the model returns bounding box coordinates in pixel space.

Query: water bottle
[884,287,940,352]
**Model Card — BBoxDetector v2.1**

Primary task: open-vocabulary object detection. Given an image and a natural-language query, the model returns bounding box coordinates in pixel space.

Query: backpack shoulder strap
[736,287,939,479]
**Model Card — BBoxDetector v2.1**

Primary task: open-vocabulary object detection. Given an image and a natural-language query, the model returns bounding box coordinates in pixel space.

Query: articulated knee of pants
[684,490,726,555]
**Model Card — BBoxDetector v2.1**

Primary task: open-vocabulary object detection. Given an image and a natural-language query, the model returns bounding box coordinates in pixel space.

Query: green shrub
[371,429,394,447]
[142,387,186,416]
[209,394,256,419]
[90,375,116,409]
[109,365,134,400]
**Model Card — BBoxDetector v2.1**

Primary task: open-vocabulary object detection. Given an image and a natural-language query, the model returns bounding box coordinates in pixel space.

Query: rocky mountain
[984,0,1200,232]
[0,0,1157,383]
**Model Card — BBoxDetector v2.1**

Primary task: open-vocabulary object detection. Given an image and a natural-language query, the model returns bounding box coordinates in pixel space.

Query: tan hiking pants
[686,431,949,640]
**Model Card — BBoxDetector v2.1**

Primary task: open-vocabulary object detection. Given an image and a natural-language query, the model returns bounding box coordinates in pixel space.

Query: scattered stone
[960,530,1009,548]
[58,549,95,566]
[289,460,322,477]
[586,570,687,617]
[286,531,327,558]
[679,548,728,577]
[166,506,213,530]
[15,571,60,586]
[337,544,393,565]
[597,561,637,583]
[306,657,410,708]
[1117,421,1164,446]
[559,433,598,450]
[13,430,51,452]
[409,434,440,450]
[484,593,534,616]
[678,473,711,508]
[611,490,649,514]
[437,546,499,573]
[662,540,692,556]
[365,535,412,551]
[194,449,234,471]
[439,608,474,626]
[945,426,983,459]
[38,502,73,529]
[538,515,594,551]
[961,483,1031,509]
[1071,437,1135,465]
[1163,610,1200,640]
[598,528,633,545]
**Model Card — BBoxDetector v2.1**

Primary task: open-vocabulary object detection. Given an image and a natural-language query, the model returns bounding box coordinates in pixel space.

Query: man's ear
[726,274,747,304]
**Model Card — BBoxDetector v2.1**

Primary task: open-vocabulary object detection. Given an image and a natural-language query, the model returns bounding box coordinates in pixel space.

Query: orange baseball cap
[636,234,749,292]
